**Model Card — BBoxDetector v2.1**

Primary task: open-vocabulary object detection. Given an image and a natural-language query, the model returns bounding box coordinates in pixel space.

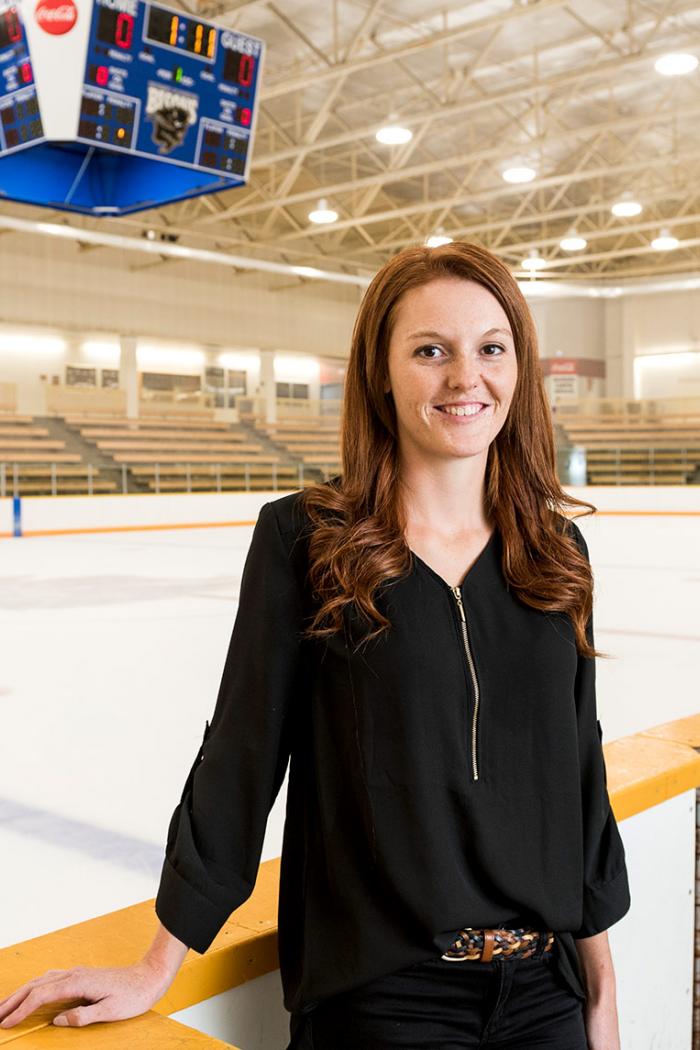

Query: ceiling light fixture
[502,165,536,184]
[611,192,642,217]
[560,229,587,251]
[308,198,338,224]
[650,227,679,250]
[376,122,412,145]
[654,52,698,76]
[521,249,547,271]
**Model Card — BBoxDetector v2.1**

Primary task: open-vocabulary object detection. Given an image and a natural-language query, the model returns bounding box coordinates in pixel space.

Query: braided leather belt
[441,927,555,963]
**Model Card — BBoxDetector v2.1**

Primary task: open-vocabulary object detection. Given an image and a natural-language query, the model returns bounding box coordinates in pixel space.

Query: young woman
[0,242,630,1049]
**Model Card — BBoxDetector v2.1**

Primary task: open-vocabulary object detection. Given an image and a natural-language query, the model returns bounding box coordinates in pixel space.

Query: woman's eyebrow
[405,327,513,340]
[482,327,514,339]
[405,329,445,340]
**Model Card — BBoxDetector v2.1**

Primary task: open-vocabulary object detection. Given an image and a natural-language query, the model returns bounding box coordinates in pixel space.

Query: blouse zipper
[450,586,480,781]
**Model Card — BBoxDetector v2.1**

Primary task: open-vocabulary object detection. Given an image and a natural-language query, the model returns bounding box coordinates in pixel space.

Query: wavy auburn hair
[297,241,604,660]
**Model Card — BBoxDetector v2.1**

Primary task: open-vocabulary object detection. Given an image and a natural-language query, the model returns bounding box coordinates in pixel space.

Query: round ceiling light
[650,227,679,250]
[376,124,413,145]
[308,198,338,224]
[560,230,587,251]
[502,166,536,184]
[521,249,547,270]
[654,52,698,76]
[611,195,642,217]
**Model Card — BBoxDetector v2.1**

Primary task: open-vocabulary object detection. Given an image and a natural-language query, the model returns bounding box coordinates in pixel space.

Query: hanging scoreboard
[0,0,264,213]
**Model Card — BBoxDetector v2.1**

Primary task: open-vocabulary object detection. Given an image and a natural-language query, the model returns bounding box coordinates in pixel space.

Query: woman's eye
[415,343,506,358]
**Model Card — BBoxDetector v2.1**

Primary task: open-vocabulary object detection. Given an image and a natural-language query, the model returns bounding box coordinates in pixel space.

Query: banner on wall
[541,356,605,401]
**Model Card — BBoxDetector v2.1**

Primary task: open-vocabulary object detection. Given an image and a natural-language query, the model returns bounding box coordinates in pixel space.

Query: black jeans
[303,943,588,1050]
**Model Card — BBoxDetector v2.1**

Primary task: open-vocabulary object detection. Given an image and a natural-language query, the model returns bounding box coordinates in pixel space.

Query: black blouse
[155,486,631,1035]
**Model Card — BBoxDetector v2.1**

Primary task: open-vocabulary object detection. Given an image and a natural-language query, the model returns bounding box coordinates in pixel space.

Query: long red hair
[297,241,603,660]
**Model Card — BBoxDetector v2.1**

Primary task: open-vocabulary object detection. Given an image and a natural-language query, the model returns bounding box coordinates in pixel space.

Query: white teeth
[438,404,485,417]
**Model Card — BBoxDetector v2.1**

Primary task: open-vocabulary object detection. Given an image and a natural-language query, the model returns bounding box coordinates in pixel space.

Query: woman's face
[384,276,519,464]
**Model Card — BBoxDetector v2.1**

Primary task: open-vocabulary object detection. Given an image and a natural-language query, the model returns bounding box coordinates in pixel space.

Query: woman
[0,242,630,1049]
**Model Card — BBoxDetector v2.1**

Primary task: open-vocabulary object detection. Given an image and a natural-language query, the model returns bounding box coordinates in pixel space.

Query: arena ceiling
[18,0,700,285]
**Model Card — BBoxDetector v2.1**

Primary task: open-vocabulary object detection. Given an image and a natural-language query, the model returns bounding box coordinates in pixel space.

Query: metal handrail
[148,460,319,494]
[2,444,695,497]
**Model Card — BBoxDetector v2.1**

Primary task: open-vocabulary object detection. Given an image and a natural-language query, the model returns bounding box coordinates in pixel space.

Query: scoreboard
[0,0,264,214]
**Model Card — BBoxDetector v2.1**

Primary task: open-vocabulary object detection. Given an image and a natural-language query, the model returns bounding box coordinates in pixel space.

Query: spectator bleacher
[0,412,116,495]
[555,406,700,485]
[3,398,699,495]
[250,418,341,480]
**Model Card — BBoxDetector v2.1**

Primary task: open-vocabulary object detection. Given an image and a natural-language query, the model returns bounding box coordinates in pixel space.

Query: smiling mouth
[434,403,490,418]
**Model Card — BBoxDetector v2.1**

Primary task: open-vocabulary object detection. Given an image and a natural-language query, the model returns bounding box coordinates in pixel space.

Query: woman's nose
[447,353,481,388]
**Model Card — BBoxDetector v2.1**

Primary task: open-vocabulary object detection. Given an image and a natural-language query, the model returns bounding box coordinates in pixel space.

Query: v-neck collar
[409,526,498,592]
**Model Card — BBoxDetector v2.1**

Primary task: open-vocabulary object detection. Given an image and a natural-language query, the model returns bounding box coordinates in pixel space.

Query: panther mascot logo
[146,84,198,154]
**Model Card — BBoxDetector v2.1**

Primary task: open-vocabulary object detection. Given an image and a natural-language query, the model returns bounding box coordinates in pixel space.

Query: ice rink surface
[1,508,698,949]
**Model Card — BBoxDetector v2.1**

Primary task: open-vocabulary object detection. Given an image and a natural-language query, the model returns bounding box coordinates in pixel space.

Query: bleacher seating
[2,401,698,494]
[0,413,116,495]
[64,412,303,492]
[251,419,341,478]
[0,414,71,461]
[556,412,700,485]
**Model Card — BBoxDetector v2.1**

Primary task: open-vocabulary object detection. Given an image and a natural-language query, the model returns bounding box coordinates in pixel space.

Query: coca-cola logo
[35,0,77,34]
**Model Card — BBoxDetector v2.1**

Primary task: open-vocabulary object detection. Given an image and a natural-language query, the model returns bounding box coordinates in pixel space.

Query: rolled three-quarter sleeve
[569,521,631,940]
[155,500,305,954]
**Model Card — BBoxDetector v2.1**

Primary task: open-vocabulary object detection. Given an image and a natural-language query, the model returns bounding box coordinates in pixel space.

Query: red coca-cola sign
[35,0,77,34]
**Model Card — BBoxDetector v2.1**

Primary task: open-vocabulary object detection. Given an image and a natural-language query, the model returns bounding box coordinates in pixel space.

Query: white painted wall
[529,296,606,361]
[621,290,700,401]
[1,234,700,413]
[0,234,362,351]
[0,233,360,413]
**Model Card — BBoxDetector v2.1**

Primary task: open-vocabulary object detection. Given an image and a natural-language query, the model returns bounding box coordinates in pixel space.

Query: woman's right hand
[0,957,175,1029]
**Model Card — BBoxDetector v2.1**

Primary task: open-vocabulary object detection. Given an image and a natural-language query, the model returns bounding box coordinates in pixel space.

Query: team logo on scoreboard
[35,0,77,34]
[146,84,198,154]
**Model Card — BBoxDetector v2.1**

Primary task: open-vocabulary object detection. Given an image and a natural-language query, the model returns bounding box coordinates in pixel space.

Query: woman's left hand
[583,994,622,1050]
[574,930,622,1050]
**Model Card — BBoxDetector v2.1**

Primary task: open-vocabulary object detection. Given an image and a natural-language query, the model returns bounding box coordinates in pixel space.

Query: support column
[259,349,276,424]
[619,298,637,402]
[603,299,623,401]
[119,336,138,419]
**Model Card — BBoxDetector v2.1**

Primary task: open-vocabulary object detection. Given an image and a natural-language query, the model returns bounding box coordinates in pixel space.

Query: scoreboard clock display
[0,0,264,214]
